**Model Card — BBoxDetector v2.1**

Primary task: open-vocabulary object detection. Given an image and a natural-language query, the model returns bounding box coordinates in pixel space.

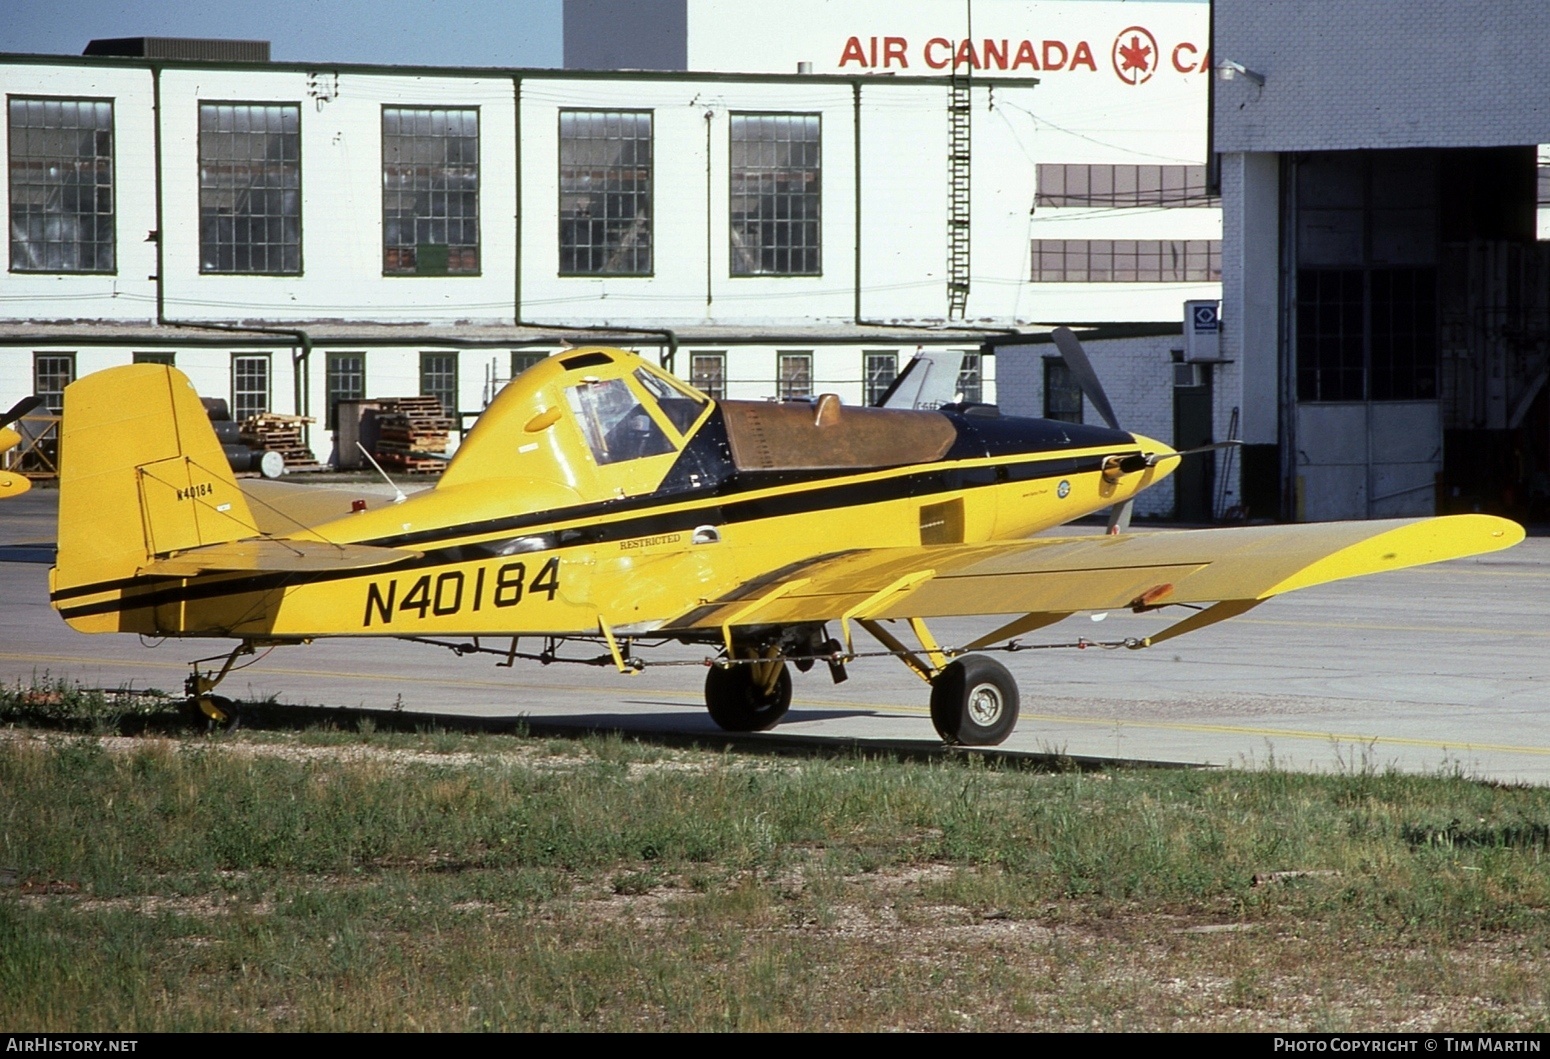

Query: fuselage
[52,347,1175,639]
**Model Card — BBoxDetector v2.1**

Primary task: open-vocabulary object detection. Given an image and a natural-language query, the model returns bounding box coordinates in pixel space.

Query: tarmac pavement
[3,483,1547,781]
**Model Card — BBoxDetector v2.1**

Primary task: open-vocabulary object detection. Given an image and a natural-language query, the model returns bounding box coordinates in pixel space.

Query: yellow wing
[664,515,1523,645]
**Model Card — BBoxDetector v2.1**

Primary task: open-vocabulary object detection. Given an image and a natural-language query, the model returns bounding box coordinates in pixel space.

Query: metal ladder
[946,67,972,320]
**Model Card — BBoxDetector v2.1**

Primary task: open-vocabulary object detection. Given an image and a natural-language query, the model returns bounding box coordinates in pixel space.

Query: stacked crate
[372,397,455,474]
[239,413,320,472]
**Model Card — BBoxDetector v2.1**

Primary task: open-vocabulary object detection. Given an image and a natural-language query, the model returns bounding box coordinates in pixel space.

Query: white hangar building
[1216,0,1550,523]
[3,0,1230,518]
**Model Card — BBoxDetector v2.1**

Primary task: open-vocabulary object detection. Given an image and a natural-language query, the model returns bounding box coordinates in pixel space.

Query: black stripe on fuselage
[52,448,1123,620]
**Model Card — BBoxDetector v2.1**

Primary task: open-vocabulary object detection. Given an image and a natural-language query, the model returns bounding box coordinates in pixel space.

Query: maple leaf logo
[1111,26,1160,85]
[1119,36,1152,73]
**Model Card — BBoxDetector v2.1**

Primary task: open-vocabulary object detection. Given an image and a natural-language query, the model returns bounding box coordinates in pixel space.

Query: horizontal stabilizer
[140,538,418,577]
[0,469,31,499]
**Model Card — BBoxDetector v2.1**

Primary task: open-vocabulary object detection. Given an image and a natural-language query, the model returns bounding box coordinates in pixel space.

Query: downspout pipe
[163,322,313,438]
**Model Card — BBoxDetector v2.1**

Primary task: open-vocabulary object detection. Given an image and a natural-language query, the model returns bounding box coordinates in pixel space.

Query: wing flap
[664,515,1522,631]
[140,538,418,577]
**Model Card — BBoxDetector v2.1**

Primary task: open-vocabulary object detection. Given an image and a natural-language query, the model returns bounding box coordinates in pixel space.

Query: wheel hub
[966,682,1003,726]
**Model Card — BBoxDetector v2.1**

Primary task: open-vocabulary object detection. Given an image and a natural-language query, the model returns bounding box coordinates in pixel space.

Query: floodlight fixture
[1218,60,1266,87]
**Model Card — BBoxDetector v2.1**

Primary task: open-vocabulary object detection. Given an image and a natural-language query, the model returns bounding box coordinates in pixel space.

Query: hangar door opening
[1286,150,1441,521]
[1285,147,1548,522]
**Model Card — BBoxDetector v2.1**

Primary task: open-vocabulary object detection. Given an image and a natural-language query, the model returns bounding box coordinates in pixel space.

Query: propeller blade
[1106,499,1133,535]
[0,396,42,432]
[1050,327,1120,431]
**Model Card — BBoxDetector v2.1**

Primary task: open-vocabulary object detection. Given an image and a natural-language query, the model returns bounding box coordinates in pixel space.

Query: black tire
[188,694,241,734]
[705,662,792,732]
[929,655,1019,746]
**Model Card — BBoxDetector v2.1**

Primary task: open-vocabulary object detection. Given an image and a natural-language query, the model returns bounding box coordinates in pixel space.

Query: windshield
[565,378,676,465]
[633,368,708,434]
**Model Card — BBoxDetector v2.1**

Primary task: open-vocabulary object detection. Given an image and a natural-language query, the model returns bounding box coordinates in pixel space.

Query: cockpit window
[633,368,708,434]
[565,378,676,464]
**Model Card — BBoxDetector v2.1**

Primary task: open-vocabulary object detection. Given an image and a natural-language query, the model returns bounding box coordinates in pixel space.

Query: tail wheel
[705,661,792,732]
[930,655,1019,746]
[187,694,241,734]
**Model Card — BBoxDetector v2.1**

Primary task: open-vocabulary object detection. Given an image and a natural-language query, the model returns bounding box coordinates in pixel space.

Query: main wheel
[929,655,1019,746]
[705,662,792,732]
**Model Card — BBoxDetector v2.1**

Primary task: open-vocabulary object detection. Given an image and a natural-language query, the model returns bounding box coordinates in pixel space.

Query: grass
[2,687,1549,1030]
[0,673,186,734]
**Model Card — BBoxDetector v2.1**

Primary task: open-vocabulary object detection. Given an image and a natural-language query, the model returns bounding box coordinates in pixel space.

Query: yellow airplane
[45,330,1523,743]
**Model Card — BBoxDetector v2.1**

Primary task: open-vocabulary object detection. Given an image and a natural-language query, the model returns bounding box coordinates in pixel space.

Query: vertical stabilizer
[54,365,258,602]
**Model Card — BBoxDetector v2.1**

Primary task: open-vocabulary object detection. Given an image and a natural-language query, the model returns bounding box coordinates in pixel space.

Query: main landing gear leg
[704,645,792,733]
[184,641,254,733]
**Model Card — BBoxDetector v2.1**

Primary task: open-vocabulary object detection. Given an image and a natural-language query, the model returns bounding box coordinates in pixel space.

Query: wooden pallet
[239,412,321,471]
[371,398,454,475]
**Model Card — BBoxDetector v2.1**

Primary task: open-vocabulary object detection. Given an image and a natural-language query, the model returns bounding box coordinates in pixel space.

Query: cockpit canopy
[563,368,708,465]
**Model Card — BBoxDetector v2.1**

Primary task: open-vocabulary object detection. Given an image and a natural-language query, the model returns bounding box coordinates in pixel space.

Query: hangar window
[956,351,983,404]
[8,98,115,273]
[1035,164,1217,209]
[730,113,821,276]
[199,103,301,274]
[33,353,75,415]
[231,354,271,421]
[1293,152,1438,402]
[863,351,897,407]
[690,352,726,400]
[382,107,480,275]
[559,110,652,275]
[511,350,548,379]
[1030,240,1221,283]
[419,352,459,417]
[778,351,812,400]
[1539,145,1550,240]
[325,352,365,430]
[1043,358,1083,423]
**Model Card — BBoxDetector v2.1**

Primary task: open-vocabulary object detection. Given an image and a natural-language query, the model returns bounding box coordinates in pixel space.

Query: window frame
[511,350,548,379]
[419,351,460,417]
[557,108,654,277]
[132,351,175,365]
[230,352,272,422]
[1035,164,1218,209]
[325,351,366,431]
[198,101,303,276]
[381,105,482,277]
[729,112,822,278]
[1030,239,1222,283]
[32,352,76,415]
[955,350,983,405]
[863,350,898,407]
[8,95,117,274]
[689,351,727,401]
[1043,357,1084,424]
[776,350,813,400]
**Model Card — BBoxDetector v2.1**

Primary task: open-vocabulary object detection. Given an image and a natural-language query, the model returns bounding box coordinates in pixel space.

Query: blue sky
[0,0,564,67]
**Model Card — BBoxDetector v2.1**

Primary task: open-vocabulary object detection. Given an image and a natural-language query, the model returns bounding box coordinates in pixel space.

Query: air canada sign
[836,26,1210,81]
